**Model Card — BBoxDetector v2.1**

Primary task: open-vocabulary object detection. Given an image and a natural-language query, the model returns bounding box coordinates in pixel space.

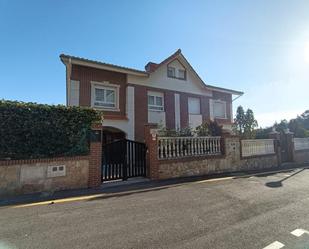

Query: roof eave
[59,54,148,77]
[205,85,244,96]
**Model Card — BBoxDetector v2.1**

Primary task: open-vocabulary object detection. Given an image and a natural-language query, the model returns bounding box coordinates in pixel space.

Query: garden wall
[157,137,278,179]
[0,157,89,197]
[294,150,309,164]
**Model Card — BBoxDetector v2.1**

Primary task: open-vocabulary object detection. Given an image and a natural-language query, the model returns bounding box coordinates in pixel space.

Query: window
[148,91,164,111]
[167,67,176,78]
[213,100,227,119]
[188,97,201,114]
[69,80,80,106]
[91,82,119,110]
[178,69,186,80]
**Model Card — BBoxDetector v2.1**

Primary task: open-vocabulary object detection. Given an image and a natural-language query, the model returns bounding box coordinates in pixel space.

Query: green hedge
[0,100,102,160]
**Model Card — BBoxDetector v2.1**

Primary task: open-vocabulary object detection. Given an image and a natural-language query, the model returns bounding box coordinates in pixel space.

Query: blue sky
[0,0,308,127]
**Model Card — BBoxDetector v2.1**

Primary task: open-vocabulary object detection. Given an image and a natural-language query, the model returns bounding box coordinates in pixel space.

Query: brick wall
[88,140,102,188]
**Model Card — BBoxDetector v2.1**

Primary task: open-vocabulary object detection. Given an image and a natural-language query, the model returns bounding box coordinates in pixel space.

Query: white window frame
[188,97,201,115]
[213,99,227,119]
[69,80,80,106]
[167,66,176,78]
[91,81,120,111]
[178,69,186,80]
[147,91,164,112]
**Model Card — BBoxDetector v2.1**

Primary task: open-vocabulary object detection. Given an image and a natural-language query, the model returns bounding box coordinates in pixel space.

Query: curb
[2,164,308,209]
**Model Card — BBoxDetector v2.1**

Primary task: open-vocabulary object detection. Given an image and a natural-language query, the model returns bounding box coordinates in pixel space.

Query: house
[60,49,243,144]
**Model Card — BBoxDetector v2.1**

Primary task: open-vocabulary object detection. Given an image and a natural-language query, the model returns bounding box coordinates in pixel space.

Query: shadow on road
[265,168,306,188]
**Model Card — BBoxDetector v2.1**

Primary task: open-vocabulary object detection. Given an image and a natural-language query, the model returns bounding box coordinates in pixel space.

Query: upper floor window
[69,80,80,106]
[148,91,164,111]
[178,69,186,80]
[188,97,201,114]
[91,81,119,110]
[167,66,176,78]
[213,100,227,119]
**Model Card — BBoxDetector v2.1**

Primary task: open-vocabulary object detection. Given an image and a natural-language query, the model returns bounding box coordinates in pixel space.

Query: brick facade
[134,85,148,142]
[70,65,234,142]
[71,65,127,117]
[180,93,189,128]
[164,90,175,130]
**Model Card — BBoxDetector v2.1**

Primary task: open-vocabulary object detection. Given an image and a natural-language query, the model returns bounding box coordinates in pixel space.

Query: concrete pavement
[1,167,309,248]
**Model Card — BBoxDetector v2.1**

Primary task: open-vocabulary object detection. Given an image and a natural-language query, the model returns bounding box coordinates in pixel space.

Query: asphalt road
[1,168,309,249]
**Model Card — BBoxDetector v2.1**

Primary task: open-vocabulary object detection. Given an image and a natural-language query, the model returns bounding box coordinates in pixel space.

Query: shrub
[196,121,222,136]
[0,100,102,160]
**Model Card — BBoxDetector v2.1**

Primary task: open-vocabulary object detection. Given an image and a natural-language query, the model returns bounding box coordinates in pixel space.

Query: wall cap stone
[0,155,89,167]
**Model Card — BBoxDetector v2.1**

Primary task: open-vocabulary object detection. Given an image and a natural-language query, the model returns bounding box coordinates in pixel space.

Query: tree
[195,121,223,136]
[234,106,246,136]
[254,110,309,139]
[274,119,289,134]
[255,127,273,139]
[243,109,258,138]
[234,106,258,138]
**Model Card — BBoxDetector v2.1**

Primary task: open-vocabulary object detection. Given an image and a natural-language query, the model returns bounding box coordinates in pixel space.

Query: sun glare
[305,42,309,64]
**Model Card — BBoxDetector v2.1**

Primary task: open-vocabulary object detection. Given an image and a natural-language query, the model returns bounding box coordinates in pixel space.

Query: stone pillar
[144,124,159,180]
[88,124,102,188]
[269,129,281,166]
[284,129,295,162]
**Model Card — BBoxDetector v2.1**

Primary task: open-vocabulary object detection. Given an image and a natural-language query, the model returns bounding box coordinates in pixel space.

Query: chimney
[145,62,159,73]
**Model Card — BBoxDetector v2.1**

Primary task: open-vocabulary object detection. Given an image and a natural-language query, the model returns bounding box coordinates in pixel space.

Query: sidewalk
[1,162,309,208]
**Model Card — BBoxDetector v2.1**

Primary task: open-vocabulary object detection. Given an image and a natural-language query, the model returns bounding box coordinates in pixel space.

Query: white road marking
[262,241,285,249]
[291,228,309,237]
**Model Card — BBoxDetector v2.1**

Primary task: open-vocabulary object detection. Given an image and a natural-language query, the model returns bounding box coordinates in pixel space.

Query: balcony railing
[157,136,222,160]
[241,139,275,157]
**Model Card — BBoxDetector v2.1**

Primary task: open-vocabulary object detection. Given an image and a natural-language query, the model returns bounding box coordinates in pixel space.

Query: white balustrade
[157,136,222,159]
[294,138,309,151]
[241,139,275,157]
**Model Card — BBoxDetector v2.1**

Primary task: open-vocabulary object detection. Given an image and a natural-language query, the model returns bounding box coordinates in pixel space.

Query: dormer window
[178,69,186,80]
[167,62,186,80]
[167,66,176,78]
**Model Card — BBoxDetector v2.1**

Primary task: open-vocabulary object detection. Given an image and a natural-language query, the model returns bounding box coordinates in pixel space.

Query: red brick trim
[88,141,102,188]
[0,155,89,167]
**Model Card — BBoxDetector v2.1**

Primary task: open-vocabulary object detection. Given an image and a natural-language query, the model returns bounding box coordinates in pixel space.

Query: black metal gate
[102,139,147,181]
